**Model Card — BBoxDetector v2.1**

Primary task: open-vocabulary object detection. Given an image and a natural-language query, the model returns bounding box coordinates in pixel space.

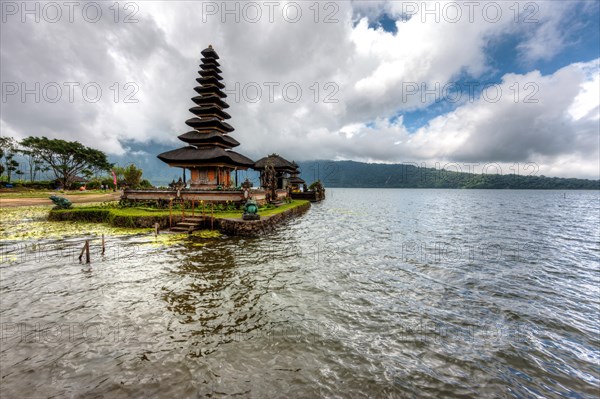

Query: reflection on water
[1,189,599,398]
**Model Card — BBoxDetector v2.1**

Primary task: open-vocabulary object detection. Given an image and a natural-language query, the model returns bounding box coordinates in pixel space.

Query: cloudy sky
[1,0,599,179]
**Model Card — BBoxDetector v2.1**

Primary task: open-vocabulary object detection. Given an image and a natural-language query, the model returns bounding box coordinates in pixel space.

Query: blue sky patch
[368,12,398,34]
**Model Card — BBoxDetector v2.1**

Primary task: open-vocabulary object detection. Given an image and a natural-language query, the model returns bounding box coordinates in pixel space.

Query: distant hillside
[110,148,598,190]
[295,160,599,190]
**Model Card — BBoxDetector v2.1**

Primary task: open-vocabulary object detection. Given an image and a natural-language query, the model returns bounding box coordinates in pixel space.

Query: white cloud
[1,1,598,178]
[568,62,600,121]
[407,61,599,171]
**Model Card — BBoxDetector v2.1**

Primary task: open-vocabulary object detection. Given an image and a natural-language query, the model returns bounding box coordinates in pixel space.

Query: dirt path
[0,192,122,208]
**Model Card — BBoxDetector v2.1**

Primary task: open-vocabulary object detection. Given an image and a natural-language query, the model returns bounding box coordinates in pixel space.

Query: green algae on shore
[48,200,310,225]
[1,200,309,241]
[0,205,221,242]
[0,205,152,241]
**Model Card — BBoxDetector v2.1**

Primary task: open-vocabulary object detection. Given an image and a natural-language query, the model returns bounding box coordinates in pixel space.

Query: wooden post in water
[169,199,173,228]
[192,200,195,217]
[101,234,105,255]
[154,222,159,237]
[79,240,90,264]
[85,240,90,264]
[211,202,214,230]
[181,200,185,222]
[78,241,85,262]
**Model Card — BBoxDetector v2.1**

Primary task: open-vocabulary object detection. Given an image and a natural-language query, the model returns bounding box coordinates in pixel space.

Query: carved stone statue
[242,199,260,220]
[264,162,277,203]
[49,195,72,209]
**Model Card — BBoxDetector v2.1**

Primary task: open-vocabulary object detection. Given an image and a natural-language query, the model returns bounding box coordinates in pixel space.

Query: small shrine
[253,154,298,201]
[289,162,306,192]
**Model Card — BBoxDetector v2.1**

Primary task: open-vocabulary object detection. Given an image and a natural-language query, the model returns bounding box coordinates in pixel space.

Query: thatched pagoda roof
[193,87,227,98]
[200,58,220,65]
[157,146,253,167]
[199,69,223,80]
[191,95,229,109]
[196,77,225,89]
[185,117,234,132]
[193,86,227,98]
[201,45,220,59]
[178,131,240,147]
[289,176,305,184]
[189,105,231,119]
[253,154,297,171]
[200,64,222,73]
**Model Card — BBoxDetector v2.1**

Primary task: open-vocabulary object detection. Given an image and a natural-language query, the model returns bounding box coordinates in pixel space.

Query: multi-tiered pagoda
[157,45,254,189]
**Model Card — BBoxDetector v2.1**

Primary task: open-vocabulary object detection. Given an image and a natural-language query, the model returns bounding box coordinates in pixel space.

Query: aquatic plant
[0,205,225,243]
[0,205,152,241]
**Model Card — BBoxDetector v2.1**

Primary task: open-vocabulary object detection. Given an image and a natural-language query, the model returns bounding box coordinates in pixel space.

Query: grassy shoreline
[1,200,310,241]
[48,200,311,228]
[0,189,118,199]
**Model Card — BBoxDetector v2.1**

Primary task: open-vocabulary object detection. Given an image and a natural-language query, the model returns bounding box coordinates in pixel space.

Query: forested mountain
[295,160,599,190]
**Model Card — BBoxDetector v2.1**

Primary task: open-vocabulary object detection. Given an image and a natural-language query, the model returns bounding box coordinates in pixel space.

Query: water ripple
[1,189,598,398]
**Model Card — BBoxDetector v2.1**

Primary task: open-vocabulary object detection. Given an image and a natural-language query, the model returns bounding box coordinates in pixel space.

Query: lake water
[1,189,599,398]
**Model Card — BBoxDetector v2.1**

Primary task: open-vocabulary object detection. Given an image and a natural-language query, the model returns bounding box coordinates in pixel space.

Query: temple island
[117,45,325,234]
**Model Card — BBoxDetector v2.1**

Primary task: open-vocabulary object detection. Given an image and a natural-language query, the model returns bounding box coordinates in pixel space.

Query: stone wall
[214,201,311,236]
[122,189,277,205]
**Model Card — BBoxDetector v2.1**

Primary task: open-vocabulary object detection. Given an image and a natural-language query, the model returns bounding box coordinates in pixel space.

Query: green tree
[20,136,112,189]
[0,136,19,183]
[19,146,49,183]
[114,164,144,188]
[5,159,20,183]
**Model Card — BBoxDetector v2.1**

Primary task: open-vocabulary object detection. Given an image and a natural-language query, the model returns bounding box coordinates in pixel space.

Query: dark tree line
[296,161,600,190]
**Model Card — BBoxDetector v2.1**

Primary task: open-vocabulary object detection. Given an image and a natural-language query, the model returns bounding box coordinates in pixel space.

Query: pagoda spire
[182,46,233,134]
[157,45,254,189]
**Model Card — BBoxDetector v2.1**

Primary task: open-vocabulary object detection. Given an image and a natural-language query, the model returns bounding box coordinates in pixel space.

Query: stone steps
[170,220,202,233]
[184,217,206,222]
[170,226,196,233]
[169,215,212,233]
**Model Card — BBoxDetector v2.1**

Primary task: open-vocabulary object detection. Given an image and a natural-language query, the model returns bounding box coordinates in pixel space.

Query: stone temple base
[122,189,269,205]
[242,213,260,221]
[122,188,290,206]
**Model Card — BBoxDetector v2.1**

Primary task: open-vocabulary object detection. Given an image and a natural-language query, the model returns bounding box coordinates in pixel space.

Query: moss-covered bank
[48,207,181,228]
[215,201,311,236]
[48,200,311,235]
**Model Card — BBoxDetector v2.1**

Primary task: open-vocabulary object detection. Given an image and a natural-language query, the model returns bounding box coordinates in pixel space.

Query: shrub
[9,180,56,189]
[140,179,154,188]
[308,180,321,190]
[86,180,101,190]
